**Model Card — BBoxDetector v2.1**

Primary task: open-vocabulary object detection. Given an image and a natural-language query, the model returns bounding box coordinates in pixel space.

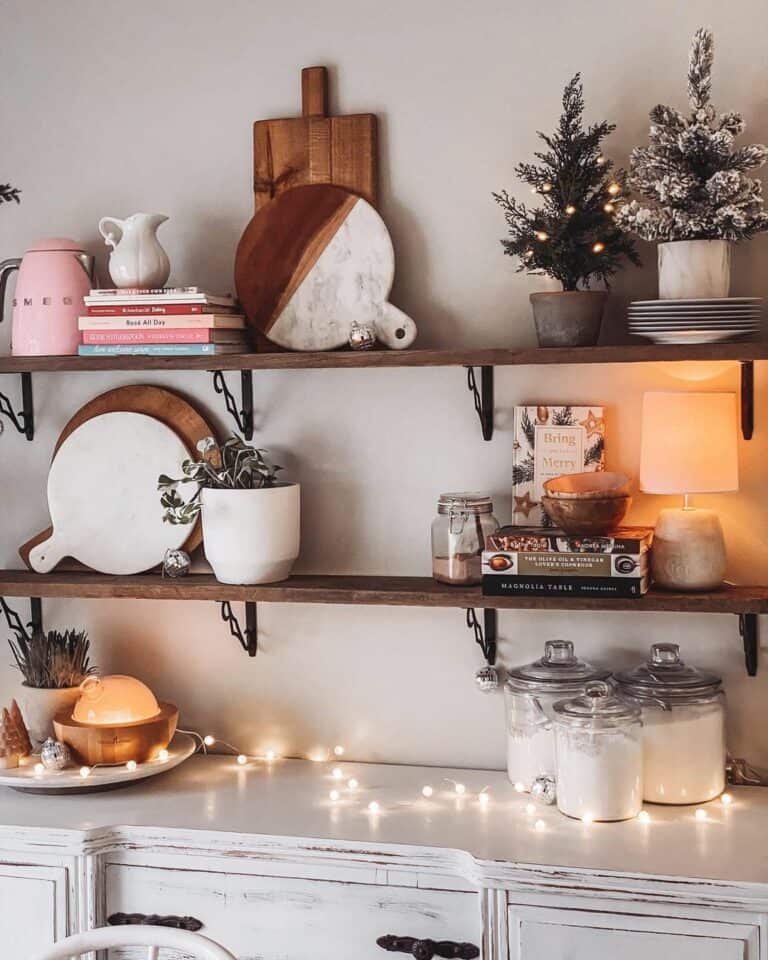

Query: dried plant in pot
[494,75,639,346]
[158,436,300,585]
[9,628,95,747]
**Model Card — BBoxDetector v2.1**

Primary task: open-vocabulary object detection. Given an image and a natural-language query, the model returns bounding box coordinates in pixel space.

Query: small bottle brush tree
[617,28,768,242]
[494,74,639,291]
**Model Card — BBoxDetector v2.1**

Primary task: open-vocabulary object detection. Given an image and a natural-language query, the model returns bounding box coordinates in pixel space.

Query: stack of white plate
[628,298,762,344]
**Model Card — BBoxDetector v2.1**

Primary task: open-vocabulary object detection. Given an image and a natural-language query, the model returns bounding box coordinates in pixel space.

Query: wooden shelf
[0,341,767,373]
[0,570,766,613]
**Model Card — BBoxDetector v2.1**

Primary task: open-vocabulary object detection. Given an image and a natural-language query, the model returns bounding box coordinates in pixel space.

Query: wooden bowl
[544,472,631,500]
[541,495,632,535]
[53,702,178,766]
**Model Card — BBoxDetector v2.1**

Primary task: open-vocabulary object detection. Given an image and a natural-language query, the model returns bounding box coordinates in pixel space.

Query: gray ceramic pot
[530,291,608,347]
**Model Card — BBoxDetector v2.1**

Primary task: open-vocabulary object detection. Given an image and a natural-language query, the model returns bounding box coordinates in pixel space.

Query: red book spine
[87,303,208,316]
[82,329,212,344]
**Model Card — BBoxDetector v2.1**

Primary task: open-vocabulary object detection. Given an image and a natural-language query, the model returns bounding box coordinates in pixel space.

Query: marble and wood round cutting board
[20,385,215,568]
[29,412,192,575]
[235,183,417,351]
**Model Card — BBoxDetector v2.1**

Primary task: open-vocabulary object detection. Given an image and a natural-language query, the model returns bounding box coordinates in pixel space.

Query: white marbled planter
[658,240,731,300]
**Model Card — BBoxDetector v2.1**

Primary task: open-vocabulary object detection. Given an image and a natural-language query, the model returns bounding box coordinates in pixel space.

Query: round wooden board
[19,385,215,569]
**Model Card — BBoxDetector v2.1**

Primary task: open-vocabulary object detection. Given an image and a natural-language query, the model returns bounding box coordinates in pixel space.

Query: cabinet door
[508,905,759,960]
[106,863,480,960]
[0,863,69,960]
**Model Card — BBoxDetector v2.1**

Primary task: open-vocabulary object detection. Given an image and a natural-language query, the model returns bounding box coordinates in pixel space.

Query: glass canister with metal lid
[614,642,725,804]
[553,680,643,822]
[504,639,610,789]
[431,493,499,585]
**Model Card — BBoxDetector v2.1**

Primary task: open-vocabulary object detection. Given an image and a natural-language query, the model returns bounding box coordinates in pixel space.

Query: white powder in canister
[555,728,643,821]
[506,724,555,788]
[641,702,725,804]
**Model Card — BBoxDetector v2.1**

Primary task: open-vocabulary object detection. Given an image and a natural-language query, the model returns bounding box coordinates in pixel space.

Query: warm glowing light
[514,782,525,793]
[237,754,247,765]
[422,785,434,798]
[347,778,359,790]
[637,810,651,823]
[310,750,327,762]
[581,813,594,824]
[603,202,615,213]
[329,789,340,801]
[607,182,620,195]
[535,231,549,242]
[525,803,536,816]
[721,793,733,806]
[523,249,534,260]
[79,766,91,779]
[695,808,708,821]
[74,675,159,725]
[332,767,344,780]
[368,801,380,814]
[265,750,277,762]
[541,182,552,193]
[530,187,538,195]
[592,242,605,253]
[596,155,605,165]
[454,782,466,796]
[126,760,137,772]
[565,205,576,215]
[534,819,546,832]
[478,792,490,807]
[333,745,345,757]
[158,749,169,762]
[203,735,215,747]
[34,763,44,775]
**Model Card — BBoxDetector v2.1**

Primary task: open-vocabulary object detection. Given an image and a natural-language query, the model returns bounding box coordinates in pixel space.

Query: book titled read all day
[512,404,605,526]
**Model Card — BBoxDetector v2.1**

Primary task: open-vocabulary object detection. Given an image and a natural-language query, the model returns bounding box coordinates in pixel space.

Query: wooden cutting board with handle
[252,66,378,213]
[19,386,215,569]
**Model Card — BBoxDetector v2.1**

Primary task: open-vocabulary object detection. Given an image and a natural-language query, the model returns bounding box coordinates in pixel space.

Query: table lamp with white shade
[640,392,738,591]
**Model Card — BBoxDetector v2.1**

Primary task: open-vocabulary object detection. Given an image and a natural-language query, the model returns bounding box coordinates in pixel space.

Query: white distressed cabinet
[1,757,767,960]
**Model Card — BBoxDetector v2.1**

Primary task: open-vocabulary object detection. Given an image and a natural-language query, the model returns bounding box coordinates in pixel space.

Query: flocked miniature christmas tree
[617,28,768,242]
[493,74,639,290]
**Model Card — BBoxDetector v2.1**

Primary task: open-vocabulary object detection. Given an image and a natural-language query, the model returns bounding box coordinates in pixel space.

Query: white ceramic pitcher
[98,213,171,289]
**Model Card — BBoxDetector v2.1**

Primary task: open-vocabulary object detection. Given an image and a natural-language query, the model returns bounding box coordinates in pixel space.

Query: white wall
[2,0,767,772]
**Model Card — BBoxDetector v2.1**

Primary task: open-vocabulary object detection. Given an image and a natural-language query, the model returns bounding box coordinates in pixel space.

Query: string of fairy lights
[27,731,737,828]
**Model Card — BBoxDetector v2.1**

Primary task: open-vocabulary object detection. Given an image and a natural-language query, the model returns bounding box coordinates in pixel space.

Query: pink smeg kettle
[0,238,95,356]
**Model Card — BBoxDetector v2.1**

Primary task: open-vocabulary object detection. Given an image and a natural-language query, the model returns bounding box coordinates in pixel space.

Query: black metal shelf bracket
[465,366,494,441]
[741,360,754,441]
[212,370,254,440]
[739,613,758,676]
[0,372,34,441]
[219,600,258,657]
[1,595,42,640]
[465,608,497,666]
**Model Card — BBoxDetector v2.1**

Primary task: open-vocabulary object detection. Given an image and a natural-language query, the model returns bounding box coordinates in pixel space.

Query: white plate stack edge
[628,297,763,344]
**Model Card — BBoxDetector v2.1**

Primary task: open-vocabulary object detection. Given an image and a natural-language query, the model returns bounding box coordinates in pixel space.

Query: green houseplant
[494,74,639,346]
[9,627,95,746]
[158,436,300,585]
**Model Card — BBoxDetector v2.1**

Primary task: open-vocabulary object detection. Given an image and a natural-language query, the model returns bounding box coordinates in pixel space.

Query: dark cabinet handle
[377,935,479,960]
[108,912,203,932]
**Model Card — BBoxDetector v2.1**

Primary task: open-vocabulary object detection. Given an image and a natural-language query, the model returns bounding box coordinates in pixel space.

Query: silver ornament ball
[348,322,377,351]
[531,774,557,805]
[40,737,71,771]
[474,665,499,692]
[163,548,191,578]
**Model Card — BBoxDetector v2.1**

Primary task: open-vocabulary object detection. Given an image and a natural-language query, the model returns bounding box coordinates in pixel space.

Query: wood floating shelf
[0,341,767,372]
[0,571,761,673]
[0,342,763,442]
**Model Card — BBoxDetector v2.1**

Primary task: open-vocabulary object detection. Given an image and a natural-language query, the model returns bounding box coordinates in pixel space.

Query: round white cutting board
[30,412,191,575]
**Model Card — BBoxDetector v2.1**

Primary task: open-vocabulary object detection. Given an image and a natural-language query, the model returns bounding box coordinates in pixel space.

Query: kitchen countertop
[0,755,766,888]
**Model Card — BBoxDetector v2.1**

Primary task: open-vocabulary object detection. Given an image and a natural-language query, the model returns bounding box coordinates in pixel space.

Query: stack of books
[482,526,654,599]
[78,287,248,356]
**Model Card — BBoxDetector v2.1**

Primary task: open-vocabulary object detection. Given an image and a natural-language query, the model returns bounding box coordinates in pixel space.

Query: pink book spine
[82,329,211,345]
[87,303,207,316]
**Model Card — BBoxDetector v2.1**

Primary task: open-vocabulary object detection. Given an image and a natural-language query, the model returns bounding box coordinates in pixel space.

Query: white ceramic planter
[18,684,80,747]
[201,484,300,585]
[658,239,731,300]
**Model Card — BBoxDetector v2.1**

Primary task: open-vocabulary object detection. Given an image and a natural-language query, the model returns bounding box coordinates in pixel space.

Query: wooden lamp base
[53,702,178,766]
